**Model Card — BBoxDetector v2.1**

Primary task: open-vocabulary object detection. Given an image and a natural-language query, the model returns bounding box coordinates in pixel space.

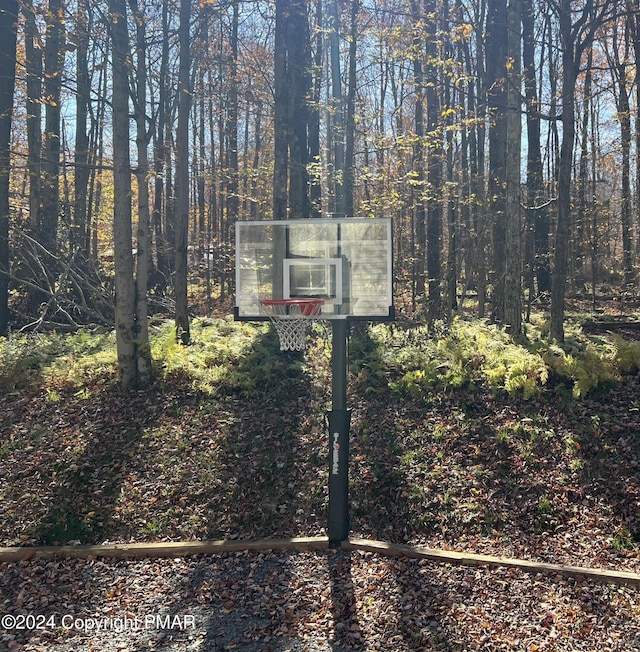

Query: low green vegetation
[351,316,640,400]
[0,330,116,392]
[1,314,640,399]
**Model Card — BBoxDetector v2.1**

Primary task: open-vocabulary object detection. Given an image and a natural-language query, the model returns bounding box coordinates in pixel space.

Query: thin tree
[605,14,634,287]
[152,0,170,282]
[23,0,42,238]
[344,0,360,217]
[409,0,427,302]
[0,0,19,335]
[457,0,488,317]
[503,0,522,333]
[87,54,108,260]
[443,0,458,317]
[576,50,594,297]
[109,0,150,389]
[486,0,508,323]
[631,0,640,245]
[40,0,65,255]
[128,0,153,383]
[424,0,442,321]
[327,0,345,216]
[288,0,311,218]
[226,1,239,228]
[522,0,551,304]
[73,0,91,257]
[273,0,289,219]
[309,0,322,217]
[549,0,615,342]
[174,0,191,344]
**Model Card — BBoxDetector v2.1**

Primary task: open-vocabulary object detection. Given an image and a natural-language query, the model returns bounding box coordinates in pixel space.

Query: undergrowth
[150,317,271,394]
[2,315,640,400]
[0,330,115,392]
[352,317,640,400]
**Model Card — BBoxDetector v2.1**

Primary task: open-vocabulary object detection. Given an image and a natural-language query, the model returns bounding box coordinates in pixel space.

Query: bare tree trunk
[577,53,593,295]
[23,0,42,237]
[288,0,311,219]
[195,6,211,245]
[588,94,599,310]
[487,0,508,323]
[409,0,426,302]
[40,0,65,255]
[207,72,218,240]
[273,0,289,219]
[0,0,19,335]
[504,0,522,334]
[444,0,457,317]
[550,0,613,341]
[197,70,206,247]
[152,0,169,283]
[344,0,359,217]
[459,0,487,317]
[226,1,239,224]
[73,0,90,257]
[606,19,633,287]
[88,59,108,260]
[632,0,640,261]
[522,0,550,301]
[425,0,442,322]
[129,0,153,384]
[174,0,191,344]
[309,0,322,217]
[250,104,263,220]
[109,0,137,389]
[551,4,578,342]
[327,0,344,216]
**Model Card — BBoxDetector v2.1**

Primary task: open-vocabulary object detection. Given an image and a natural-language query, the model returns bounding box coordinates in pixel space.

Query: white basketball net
[269,316,313,351]
[260,300,323,351]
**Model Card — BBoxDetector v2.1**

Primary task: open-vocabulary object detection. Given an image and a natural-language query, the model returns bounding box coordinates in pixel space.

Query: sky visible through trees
[0,0,639,361]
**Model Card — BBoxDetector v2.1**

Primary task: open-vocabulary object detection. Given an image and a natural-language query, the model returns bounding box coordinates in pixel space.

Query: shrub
[374,319,548,399]
[150,317,276,395]
[363,317,637,400]
[0,335,34,391]
[542,335,619,398]
[614,337,640,375]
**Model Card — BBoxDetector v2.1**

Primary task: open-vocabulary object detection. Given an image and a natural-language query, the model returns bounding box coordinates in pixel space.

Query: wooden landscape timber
[343,539,640,586]
[0,537,330,563]
[1,537,639,587]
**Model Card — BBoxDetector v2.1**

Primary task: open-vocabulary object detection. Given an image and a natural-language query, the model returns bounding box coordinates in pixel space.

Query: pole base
[327,409,351,544]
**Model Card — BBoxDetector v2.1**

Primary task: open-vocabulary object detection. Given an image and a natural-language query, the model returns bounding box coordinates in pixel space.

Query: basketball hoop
[236,219,394,544]
[259,298,324,351]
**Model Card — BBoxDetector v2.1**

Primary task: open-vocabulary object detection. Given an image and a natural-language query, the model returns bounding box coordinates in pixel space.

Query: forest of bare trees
[1,0,639,386]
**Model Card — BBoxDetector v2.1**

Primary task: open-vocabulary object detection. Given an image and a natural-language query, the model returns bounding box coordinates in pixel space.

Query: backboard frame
[234,218,394,322]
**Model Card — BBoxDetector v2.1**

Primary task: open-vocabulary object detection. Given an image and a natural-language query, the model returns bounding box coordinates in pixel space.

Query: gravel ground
[1,548,640,651]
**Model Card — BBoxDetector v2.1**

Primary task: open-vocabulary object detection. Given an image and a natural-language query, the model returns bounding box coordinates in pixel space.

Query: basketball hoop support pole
[328,319,350,545]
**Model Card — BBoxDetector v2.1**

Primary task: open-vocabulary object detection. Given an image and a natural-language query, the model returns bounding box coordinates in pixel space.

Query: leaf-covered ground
[1,322,640,650]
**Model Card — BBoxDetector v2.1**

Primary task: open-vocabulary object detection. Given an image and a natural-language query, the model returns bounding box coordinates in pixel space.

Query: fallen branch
[582,320,640,333]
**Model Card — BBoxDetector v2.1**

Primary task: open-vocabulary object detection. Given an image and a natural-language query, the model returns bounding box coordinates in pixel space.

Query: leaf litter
[1,327,640,650]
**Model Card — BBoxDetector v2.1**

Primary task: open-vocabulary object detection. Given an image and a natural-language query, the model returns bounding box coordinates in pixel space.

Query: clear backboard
[235,218,394,321]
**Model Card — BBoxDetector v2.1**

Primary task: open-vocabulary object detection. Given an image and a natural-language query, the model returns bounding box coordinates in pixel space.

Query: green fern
[0,335,32,391]
[377,318,549,398]
[614,337,640,374]
[542,338,618,398]
[150,317,270,394]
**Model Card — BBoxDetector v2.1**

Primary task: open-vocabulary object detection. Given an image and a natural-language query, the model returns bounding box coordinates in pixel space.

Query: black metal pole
[328,318,350,544]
